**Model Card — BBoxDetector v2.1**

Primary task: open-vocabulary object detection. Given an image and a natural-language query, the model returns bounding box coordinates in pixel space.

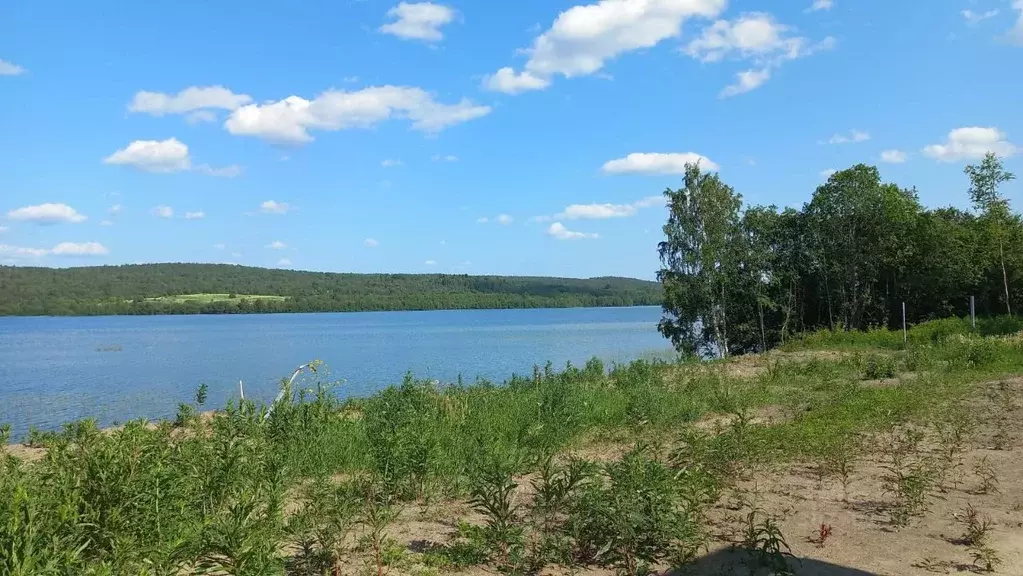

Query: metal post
[239,380,244,400]
[970,296,976,329]
[902,302,907,344]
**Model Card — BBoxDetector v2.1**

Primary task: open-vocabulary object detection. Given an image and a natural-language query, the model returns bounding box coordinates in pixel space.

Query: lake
[0,306,673,436]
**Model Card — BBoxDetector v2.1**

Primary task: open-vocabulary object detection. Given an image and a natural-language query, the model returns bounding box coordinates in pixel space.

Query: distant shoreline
[0,302,665,319]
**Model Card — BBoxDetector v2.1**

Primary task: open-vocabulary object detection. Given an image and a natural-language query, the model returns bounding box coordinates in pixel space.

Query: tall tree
[964,152,1017,316]
[657,163,742,358]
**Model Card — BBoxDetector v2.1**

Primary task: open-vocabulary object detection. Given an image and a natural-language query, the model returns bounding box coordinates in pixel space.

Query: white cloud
[0,225,7,233]
[380,2,456,42]
[826,129,870,144]
[364,238,380,247]
[602,152,719,174]
[806,0,833,12]
[880,149,908,164]
[476,216,489,224]
[129,86,252,116]
[7,203,87,224]
[720,68,771,98]
[104,138,191,172]
[556,195,663,220]
[547,222,598,240]
[184,211,205,220]
[1009,0,1023,44]
[214,243,227,250]
[197,164,243,178]
[820,168,837,178]
[962,9,999,24]
[231,252,242,258]
[224,86,490,144]
[432,154,459,162]
[483,68,551,94]
[424,259,437,265]
[277,258,292,267]
[153,206,174,218]
[0,59,26,76]
[381,158,404,167]
[266,240,287,250]
[0,244,48,258]
[685,12,835,95]
[108,204,123,214]
[260,200,291,214]
[99,220,113,226]
[51,242,108,256]
[484,0,725,94]
[923,127,1017,162]
[496,214,514,225]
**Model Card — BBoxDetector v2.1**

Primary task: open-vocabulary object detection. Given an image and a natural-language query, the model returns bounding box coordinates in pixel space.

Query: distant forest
[0,264,663,316]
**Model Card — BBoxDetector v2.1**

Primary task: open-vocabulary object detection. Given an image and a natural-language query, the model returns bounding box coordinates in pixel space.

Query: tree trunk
[999,235,1012,316]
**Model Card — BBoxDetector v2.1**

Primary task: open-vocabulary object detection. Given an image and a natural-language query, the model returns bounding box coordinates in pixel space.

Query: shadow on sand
[672,548,880,575]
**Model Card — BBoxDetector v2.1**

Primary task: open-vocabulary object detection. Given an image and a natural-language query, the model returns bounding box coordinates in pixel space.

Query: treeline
[0,264,662,316]
[658,153,1021,357]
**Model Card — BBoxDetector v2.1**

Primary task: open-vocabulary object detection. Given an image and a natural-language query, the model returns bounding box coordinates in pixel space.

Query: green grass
[1,317,1021,575]
[144,293,288,304]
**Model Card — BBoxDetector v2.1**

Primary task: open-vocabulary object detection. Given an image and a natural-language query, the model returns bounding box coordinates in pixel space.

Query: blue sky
[1,0,1021,280]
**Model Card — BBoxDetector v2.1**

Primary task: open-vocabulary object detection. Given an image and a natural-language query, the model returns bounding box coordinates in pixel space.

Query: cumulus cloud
[483,0,725,94]
[266,240,287,250]
[51,242,109,256]
[826,129,870,144]
[380,2,456,42]
[381,159,404,167]
[602,152,718,174]
[224,86,490,144]
[153,206,174,218]
[260,200,291,214]
[108,204,123,214]
[277,258,292,267]
[432,154,459,162]
[880,149,908,164]
[806,0,833,12]
[1,242,108,258]
[720,68,771,98]
[685,12,835,96]
[547,222,598,240]
[364,238,380,247]
[7,203,87,224]
[104,138,191,172]
[923,127,1017,162]
[184,211,205,220]
[129,86,252,117]
[1009,0,1023,44]
[424,259,437,265]
[556,195,663,220]
[962,9,999,24]
[0,58,26,76]
[820,168,837,178]
[496,214,514,225]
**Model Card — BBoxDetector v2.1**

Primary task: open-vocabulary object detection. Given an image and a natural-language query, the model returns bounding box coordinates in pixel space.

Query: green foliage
[0,264,663,316]
[879,427,937,527]
[862,354,897,379]
[568,446,706,575]
[657,158,1023,356]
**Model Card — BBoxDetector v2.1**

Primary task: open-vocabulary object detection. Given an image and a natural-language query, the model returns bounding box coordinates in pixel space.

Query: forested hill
[0,264,662,316]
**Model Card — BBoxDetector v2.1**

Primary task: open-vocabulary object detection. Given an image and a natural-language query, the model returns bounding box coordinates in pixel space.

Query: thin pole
[970,296,976,329]
[239,380,244,400]
[902,302,907,344]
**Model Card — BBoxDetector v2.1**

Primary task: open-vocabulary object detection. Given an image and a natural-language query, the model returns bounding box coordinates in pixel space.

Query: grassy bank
[2,318,1023,575]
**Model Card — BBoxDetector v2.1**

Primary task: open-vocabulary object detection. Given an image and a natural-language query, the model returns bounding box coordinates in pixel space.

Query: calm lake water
[0,306,672,436]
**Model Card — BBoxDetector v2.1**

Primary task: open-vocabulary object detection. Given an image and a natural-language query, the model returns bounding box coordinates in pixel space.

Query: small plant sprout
[973,457,999,494]
[809,523,833,548]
